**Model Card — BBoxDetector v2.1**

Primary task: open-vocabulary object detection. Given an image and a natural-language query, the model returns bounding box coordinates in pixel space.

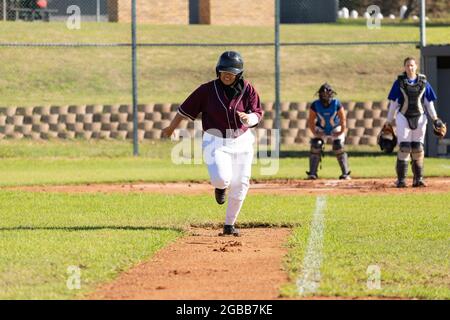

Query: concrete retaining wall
[0,101,392,146]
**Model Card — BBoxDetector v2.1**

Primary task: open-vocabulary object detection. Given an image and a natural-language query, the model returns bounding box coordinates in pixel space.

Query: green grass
[0,191,316,299]
[1,191,448,299]
[0,140,449,186]
[0,228,181,299]
[281,193,450,299]
[1,22,450,105]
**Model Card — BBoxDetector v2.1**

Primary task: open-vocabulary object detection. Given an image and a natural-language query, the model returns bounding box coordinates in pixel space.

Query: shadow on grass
[0,223,299,232]
[0,225,184,232]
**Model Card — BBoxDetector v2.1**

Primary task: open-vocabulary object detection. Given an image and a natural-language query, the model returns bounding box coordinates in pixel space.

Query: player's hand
[434,118,444,128]
[161,126,174,139]
[314,127,325,137]
[237,111,250,125]
[332,129,345,137]
[382,122,394,134]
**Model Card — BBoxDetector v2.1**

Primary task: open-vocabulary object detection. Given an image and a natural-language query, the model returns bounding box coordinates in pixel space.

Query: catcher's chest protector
[313,99,341,135]
[398,74,427,121]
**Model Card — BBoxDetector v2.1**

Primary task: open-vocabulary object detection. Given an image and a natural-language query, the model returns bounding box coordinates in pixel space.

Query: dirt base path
[89,228,291,300]
[7,177,450,196]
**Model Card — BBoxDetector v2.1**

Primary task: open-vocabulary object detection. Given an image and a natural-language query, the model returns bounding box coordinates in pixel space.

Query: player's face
[404,59,417,77]
[319,89,333,105]
[219,71,237,86]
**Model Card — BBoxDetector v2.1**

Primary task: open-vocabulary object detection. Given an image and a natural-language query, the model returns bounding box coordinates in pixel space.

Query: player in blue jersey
[385,57,445,187]
[306,83,350,180]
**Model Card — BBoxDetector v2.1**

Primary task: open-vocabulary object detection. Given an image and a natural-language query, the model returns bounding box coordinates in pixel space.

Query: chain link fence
[0,0,438,149]
[1,0,107,22]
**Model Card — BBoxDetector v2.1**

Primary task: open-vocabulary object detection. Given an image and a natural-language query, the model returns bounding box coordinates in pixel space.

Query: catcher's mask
[317,83,336,105]
[216,51,244,79]
[378,127,397,154]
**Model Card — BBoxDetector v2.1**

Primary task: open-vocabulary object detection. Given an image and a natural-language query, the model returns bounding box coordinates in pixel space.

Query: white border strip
[297,196,327,295]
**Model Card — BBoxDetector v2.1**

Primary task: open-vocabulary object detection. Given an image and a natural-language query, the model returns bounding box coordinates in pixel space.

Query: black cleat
[215,188,226,205]
[412,179,426,188]
[306,171,318,180]
[396,180,407,188]
[219,225,240,237]
[339,172,352,180]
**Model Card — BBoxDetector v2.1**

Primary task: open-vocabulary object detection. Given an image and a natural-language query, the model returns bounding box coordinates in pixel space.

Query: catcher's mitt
[433,119,447,138]
[378,123,397,154]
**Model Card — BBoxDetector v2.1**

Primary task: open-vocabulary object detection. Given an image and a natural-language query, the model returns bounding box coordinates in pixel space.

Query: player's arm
[161,113,185,138]
[424,98,446,137]
[237,84,263,127]
[423,84,439,121]
[308,109,317,135]
[386,100,399,125]
[424,99,438,120]
[333,107,347,136]
[422,83,446,136]
[162,85,204,138]
[386,80,400,126]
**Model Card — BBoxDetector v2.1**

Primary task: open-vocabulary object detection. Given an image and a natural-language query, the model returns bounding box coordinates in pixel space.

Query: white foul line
[297,196,327,296]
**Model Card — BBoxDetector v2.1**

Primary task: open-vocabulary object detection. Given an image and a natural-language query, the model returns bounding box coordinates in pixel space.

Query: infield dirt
[88,227,291,300]
[8,177,450,196]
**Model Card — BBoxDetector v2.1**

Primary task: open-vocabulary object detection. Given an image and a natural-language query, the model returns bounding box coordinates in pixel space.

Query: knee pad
[398,142,412,161]
[332,139,344,155]
[411,141,424,162]
[310,138,324,154]
[411,141,424,152]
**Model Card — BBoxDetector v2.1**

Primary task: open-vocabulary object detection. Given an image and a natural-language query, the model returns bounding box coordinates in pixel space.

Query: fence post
[3,0,6,21]
[96,0,100,22]
[274,0,281,150]
[419,0,426,49]
[419,0,427,153]
[132,0,139,156]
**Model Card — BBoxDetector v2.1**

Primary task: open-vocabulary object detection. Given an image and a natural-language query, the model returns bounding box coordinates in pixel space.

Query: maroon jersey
[178,79,263,138]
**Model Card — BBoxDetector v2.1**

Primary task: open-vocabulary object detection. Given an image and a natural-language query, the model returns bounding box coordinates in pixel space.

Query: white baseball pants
[395,113,427,144]
[202,129,254,226]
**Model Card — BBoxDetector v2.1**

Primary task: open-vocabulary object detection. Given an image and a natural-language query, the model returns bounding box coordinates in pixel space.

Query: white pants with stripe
[202,129,254,226]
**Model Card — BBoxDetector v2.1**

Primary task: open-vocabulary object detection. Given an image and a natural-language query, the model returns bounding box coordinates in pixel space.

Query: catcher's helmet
[378,128,397,154]
[317,83,336,105]
[216,51,244,76]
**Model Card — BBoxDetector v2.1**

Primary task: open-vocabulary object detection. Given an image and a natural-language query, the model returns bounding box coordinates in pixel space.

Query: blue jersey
[388,77,437,104]
[311,99,343,135]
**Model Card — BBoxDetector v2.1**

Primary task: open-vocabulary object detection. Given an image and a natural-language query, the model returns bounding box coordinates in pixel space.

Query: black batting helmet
[216,51,244,76]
